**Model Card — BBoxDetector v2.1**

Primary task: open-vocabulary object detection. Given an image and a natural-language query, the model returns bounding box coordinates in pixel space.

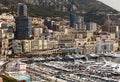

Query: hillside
[0,0,119,25]
[23,0,117,12]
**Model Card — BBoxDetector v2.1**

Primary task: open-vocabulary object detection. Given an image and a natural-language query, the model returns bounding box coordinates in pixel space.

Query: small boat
[112,53,120,58]
[89,54,98,57]
[104,53,113,57]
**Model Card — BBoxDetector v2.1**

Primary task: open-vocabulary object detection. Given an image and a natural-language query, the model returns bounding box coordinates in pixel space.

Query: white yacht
[112,53,120,58]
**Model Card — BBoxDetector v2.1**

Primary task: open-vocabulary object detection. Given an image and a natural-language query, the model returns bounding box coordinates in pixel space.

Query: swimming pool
[15,76,31,82]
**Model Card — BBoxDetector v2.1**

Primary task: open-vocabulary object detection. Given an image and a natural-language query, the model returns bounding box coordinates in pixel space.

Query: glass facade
[70,12,76,28]
[15,3,32,40]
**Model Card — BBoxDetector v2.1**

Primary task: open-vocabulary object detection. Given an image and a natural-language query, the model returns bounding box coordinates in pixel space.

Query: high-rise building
[76,16,84,29]
[102,15,116,33]
[116,26,120,39]
[86,22,97,31]
[15,3,32,40]
[96,42,113,53]
[70,12,76,28]
[12,40,22,54]
[17,3,27,17]
[33,27,43,39]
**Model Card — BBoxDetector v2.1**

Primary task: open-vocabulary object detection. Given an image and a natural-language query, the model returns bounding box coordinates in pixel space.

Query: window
[103,45,106,50]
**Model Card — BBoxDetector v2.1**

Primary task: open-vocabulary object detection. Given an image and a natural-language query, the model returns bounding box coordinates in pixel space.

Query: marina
[25,54,120,82]
[1,54,120,82]
[0,0,120,82]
